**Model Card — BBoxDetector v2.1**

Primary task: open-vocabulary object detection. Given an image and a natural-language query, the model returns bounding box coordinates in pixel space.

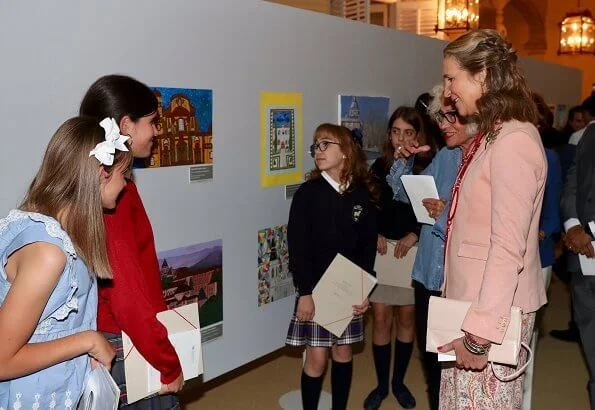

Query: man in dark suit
[552,96,595,343]
[562,107,595,407]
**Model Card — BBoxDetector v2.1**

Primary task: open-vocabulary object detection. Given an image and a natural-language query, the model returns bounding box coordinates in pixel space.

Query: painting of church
[339,94,390,160]
[147,87,213,168]
[341,96,362,131]
[159,239,223,331]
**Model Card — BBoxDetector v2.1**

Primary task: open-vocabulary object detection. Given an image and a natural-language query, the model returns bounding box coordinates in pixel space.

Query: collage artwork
[257,224,294,306]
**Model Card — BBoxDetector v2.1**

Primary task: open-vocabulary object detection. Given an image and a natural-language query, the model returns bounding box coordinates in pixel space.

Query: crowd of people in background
[288,28,595,410]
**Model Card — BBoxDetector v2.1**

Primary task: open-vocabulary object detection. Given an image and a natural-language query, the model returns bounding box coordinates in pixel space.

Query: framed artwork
[338,94,390,160]
[257,224,293,306]
[260,92,303,188]
[146,87,213,168]
[159,239,223,341]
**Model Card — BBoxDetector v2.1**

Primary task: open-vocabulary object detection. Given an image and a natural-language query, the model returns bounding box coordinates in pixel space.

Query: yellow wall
[264,0,330,14]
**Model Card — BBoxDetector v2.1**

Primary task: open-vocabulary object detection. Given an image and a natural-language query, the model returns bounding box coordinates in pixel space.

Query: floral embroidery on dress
[31,394,40,410]
[64,391,72,410]
[12,394,21,410]
[48,393,56,410]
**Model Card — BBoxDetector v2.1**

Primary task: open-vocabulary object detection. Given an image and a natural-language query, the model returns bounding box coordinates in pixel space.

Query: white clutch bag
[77,364,120,410]
[426,296,532,381]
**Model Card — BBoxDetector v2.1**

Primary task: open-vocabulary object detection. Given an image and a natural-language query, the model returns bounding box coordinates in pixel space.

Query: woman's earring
[342,154,346,159]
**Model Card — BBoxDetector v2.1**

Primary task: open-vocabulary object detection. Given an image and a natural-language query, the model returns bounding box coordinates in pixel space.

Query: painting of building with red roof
[159,239,223,340]
[147,87,213,168]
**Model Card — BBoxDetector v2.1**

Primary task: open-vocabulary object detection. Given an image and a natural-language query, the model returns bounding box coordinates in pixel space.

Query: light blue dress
[0,210,97,410]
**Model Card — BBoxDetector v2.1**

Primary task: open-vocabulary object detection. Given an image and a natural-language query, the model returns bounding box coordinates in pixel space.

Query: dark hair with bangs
[381,106,425,171]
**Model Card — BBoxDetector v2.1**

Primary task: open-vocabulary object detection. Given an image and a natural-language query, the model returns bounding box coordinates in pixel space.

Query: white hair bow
[89,117,130,166]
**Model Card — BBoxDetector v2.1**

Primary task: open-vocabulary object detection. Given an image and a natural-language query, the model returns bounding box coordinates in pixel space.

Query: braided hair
[443,29,538,139]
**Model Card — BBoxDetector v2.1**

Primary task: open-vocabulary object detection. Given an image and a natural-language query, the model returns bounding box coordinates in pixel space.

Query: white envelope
[374,243,416,288]
[122,303,203,404]
[579,221,595,276]
[437,353,456,362]
[312,254,377,337]
[580,241,595,276]
[400,175,440,225]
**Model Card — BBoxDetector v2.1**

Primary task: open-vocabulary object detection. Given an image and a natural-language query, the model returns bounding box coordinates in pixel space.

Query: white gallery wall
[0,0,581,381]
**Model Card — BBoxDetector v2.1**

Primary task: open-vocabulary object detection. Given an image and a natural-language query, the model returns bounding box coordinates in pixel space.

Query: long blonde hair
[443,29,538,136]
[21,117,132,278]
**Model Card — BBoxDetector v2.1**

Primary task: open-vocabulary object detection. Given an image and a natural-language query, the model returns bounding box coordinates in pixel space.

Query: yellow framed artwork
[260,92,303,188]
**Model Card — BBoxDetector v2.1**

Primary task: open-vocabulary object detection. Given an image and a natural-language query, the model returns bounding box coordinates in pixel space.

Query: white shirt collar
[569,120,595,146]
[321,171,349,193]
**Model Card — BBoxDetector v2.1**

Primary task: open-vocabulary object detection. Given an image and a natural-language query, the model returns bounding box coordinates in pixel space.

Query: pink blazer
[443,120,548,343]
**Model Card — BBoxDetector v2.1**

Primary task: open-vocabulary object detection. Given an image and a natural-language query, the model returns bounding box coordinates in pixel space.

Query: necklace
[444,132,484,253]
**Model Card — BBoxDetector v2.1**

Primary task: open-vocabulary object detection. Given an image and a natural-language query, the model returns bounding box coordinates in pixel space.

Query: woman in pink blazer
[436,29,548,409]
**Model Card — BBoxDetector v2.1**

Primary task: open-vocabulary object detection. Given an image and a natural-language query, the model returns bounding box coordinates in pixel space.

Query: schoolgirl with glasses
[285,123,378,410]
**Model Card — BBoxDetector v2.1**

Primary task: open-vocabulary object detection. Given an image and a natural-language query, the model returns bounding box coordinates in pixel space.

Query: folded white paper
[374,243,416,288]
[437,353,456,362]
[122,303,203,404]
[580,241,595,276]
[312,254,377,337]
[399,175,440,225]
[147,328,203,392]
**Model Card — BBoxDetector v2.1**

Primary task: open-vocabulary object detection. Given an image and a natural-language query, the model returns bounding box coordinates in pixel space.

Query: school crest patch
[352,204,363,222]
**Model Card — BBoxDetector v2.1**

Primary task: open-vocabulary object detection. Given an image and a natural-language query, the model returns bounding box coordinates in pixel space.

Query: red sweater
[98,181,182,384]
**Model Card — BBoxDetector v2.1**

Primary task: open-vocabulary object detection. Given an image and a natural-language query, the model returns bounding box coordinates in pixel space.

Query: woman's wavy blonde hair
[443,29,538,136]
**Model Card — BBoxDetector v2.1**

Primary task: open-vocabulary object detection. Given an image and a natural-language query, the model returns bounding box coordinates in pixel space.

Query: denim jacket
[539,148,562,268]
[386,147,462,291]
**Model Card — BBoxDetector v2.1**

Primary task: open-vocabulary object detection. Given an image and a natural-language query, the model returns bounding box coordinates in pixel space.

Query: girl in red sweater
[80,75,184,409]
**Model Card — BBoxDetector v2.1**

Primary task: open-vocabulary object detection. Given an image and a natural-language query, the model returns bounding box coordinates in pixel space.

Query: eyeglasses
[309,140,340,157]
[390,128,416,138]
[435,110,458,124]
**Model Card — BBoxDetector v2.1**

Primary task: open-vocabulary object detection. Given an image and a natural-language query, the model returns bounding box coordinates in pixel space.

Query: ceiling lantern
[435,0,479,35]
[558,4,595,55]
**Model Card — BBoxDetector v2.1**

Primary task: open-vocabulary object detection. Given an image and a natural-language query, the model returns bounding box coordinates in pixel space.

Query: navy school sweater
[287,176,378,296]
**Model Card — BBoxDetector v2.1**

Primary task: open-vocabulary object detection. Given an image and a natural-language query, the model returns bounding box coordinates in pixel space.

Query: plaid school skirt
[285,298,365,347]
